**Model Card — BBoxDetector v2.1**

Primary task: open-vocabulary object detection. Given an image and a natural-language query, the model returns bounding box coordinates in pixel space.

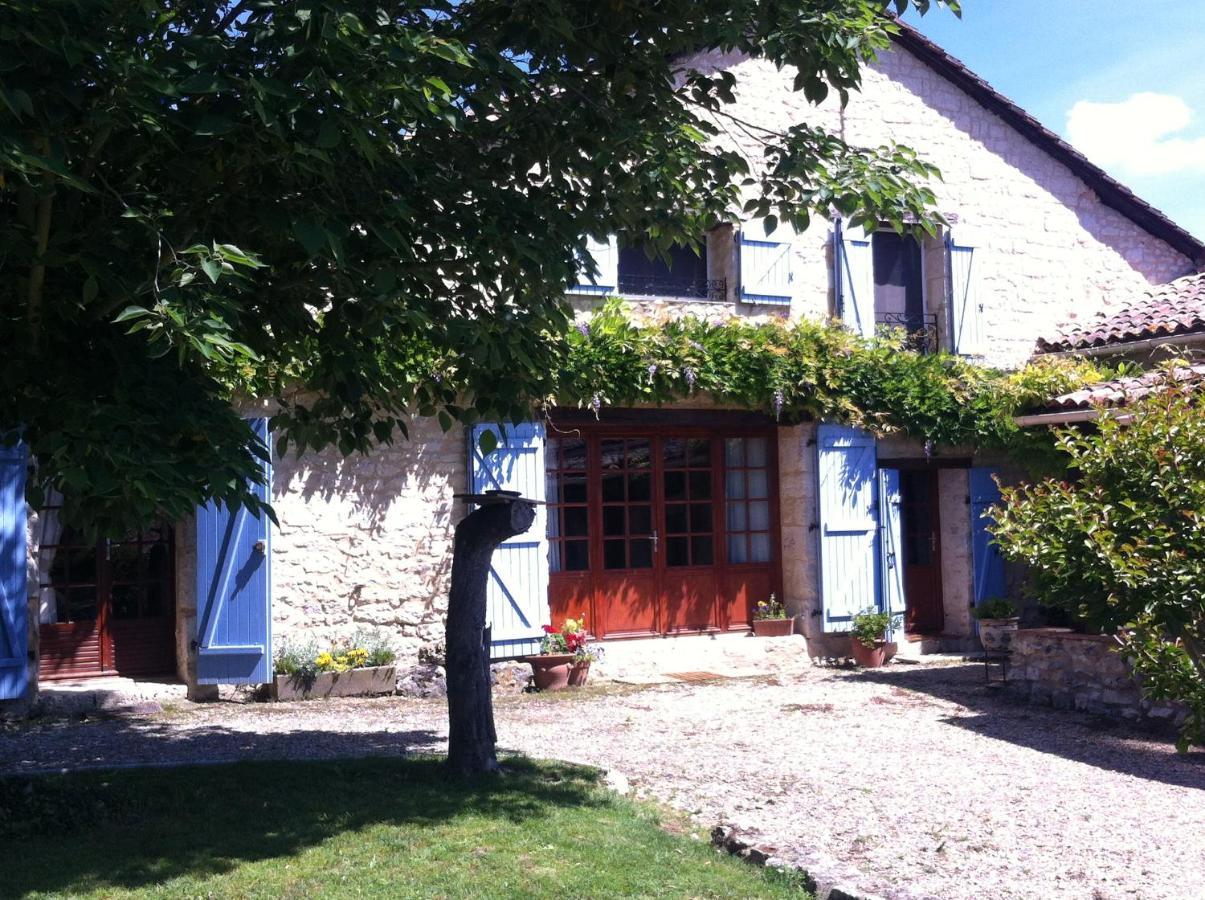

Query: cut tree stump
[444,495,536,777]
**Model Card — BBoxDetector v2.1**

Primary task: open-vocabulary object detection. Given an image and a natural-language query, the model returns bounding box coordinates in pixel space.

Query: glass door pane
[600,438,654,570]
[662,438,713,567]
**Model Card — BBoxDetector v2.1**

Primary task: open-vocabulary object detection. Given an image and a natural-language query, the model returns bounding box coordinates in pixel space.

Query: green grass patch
[0,757,811,898]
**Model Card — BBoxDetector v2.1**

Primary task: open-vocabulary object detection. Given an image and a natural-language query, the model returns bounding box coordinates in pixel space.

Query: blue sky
[905,1,1205,240]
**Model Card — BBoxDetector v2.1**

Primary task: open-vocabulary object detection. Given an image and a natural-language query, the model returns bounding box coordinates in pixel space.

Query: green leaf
[200,257,222,284]
[477,428,498,455]
[292,220,328,258]
[316,120,342,149]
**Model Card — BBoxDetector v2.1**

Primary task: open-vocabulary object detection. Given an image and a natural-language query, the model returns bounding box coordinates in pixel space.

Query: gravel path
[3,663,1203,899]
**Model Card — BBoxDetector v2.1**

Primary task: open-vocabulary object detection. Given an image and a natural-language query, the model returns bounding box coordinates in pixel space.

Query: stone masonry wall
[1009,628,1183,724]
[267,417,465,663]
[680,45,1195,367]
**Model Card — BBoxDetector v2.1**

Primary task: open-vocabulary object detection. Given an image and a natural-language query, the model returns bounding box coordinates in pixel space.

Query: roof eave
[891,23,1205,263]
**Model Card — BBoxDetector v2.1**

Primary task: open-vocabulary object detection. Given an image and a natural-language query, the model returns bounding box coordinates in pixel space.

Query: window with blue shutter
[816,424,880,632]
[970,467,1005,621]
[948,237,983,356]
[834,221,875,338]
[0,442,28,701]
[740,222,794,305]
[878,467,906,641]
[468,423,549,659]
[569,236,618,295]
[195,418,272,684]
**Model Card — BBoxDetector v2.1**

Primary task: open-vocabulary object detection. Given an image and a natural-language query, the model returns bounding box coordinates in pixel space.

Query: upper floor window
[618,240,710,301]
[836,225,937,353]
[872,232,935,352]
[569,234,725,302]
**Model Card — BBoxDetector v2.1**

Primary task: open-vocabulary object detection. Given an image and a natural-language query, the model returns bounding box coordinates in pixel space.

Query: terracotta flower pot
[978,617,1020,653]
[525,654,575,691]
[752,618,794,637]
[850,637,889,668]
[568,659,591,687]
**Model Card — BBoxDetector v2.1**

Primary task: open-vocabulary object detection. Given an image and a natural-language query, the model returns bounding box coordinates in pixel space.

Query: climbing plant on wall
[554,299,1103,461]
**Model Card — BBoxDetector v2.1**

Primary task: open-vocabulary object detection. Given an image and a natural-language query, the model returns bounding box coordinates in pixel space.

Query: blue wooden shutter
[878,467,906,641]
[948,237,983,356]
[740,221,794,305]
[0,442,28,701]
[195,418,272,684]
[834,221,875,338]
[816,424,880,632]
[468,423,549,659]
[569,236,618,295]
[970,468,1005,618]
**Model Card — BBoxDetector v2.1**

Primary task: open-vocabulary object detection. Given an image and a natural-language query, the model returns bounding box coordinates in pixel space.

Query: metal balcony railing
[617,275,728,303]
[876,312,939,354]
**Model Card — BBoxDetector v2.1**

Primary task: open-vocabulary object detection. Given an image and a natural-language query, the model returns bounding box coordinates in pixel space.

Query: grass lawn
[0,757,811,899]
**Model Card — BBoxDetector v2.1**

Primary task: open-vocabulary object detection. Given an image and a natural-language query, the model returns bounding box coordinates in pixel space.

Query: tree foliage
[990,377,1205,750]
[2,0,955,533]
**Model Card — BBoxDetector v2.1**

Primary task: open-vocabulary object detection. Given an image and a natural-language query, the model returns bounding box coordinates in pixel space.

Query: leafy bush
[972,597,1017,620]
[990,376,1205,751]
[851,609,900,649]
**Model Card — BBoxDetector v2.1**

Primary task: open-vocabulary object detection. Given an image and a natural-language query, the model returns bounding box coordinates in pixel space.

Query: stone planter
[525,653,576,691]
[978,617,1020,653]
[272,665,396,702]
[850,637,891,668]
[752,618,794,637]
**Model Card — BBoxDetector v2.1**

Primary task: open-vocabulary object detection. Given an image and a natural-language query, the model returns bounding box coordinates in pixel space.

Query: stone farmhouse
[1,24,1202,705]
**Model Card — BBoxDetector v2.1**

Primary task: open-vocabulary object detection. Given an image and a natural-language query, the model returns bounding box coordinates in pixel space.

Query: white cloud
[1066,92,1205,176]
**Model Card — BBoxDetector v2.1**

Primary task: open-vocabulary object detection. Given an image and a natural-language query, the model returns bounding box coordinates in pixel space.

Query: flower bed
[271,631,398,702]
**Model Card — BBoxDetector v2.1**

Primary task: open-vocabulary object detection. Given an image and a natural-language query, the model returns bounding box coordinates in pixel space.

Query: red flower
[542,624,557,634]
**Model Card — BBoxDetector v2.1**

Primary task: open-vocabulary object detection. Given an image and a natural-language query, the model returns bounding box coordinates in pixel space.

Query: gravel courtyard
[3,663,1202,900]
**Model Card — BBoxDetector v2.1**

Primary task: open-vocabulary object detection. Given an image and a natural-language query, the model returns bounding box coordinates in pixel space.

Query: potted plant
[525,617,601,690]
[272,630,398,701]
[751,594,793,637]
[849,608,901,668]
[973,597,1020,652]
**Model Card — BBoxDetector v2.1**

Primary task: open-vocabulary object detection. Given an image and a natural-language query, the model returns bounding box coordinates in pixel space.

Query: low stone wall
[1008,628,1181,725]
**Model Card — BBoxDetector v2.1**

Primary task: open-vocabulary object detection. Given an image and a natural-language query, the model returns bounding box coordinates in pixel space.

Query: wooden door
[593,436,659,636]
[900,469,944,633]
[37,510,175,680]
[659,437,718,633]
[547,421,782,641]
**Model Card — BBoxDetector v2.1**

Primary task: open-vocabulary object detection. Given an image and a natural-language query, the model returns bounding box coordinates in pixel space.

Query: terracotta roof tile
[1037,272,1205,353]
[1046,363,1205,411]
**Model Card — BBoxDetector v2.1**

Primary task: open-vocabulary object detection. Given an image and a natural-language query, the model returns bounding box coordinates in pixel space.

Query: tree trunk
[445,498,536,778]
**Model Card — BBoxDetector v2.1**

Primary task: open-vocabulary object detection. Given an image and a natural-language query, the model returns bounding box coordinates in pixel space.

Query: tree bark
[445,499,536,778]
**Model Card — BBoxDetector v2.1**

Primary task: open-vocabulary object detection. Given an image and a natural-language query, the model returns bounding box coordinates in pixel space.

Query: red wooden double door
[36,510,176,680]
[546,425,781,639]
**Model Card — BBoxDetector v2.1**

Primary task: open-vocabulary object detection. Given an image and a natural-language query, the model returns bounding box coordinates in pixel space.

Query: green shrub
[273,636,320,678]
[851,609,900,649]
[991,374,1205,751]
[973,597,1017,620]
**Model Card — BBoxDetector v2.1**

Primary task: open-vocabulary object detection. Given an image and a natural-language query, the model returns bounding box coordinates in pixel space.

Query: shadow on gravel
[860,664,1205,791]
[0,713,445,776]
